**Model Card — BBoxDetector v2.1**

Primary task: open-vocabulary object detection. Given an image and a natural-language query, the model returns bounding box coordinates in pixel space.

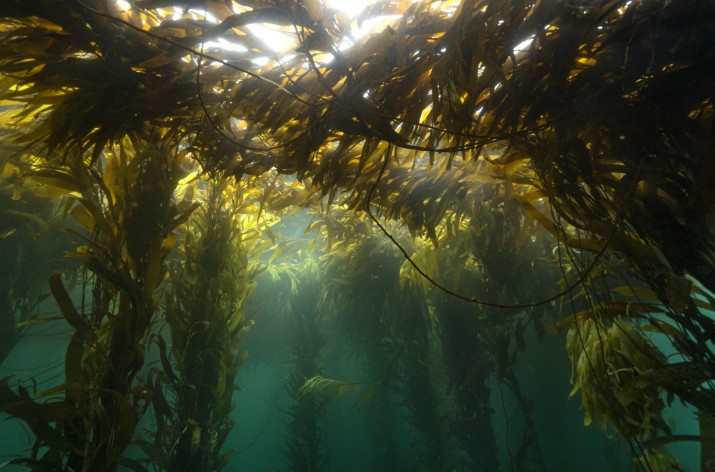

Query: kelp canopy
[1,0,714,470]
[2,0,713,287]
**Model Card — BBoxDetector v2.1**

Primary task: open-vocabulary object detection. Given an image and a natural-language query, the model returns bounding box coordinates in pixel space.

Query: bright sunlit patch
[251,56,271,67]
[245,24,297,53]
[246,0,373,53]
[309,53,335,65]
[326,0,368,19]
[115,0,131,11]
[232,118,248,131]
[187,9,219,24]
[617,0,633,15]
[350,14,401,41]
[514,36,535,53]
[204,37,248,53]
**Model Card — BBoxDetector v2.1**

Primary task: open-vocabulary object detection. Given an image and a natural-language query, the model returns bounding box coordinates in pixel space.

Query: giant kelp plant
[283,260,326,472]
[424,183,558,471]
[144,179,258,471]
[1,0,714,471]
[313,208,447,471]
[0,133,192,470]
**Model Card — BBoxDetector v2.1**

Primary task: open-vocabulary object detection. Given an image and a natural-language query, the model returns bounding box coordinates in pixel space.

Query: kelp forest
[0,0,713,471]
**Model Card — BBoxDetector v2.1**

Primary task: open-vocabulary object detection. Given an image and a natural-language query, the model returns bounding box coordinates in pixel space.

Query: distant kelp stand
[316,213,449,471]
[415,189,555,472]
[284,263,326,472]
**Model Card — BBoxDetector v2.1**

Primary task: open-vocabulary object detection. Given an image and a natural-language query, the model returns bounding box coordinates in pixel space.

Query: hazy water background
[0,209,703,472]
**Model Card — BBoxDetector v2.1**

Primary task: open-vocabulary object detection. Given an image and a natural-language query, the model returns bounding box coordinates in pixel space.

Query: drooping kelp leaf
[14,316,64,328]
[2,209,51,233]
[549,301,665,334]
[0,378,77,454]
[564,317,670,436]
[102,388,138,468]
[611,283,715,313]
[152,333,178,386]
[399,243,439,295]
[513,194,558,238]
[48,271,93,339]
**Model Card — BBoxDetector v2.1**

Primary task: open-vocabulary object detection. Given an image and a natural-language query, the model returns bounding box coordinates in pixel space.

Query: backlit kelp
[0,0,714,471]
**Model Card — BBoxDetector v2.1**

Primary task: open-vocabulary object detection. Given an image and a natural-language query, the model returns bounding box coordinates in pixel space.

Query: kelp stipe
[313,208,448,471]
[144,178,255,472]
[284,261,326,472]
[0,136,191,471]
